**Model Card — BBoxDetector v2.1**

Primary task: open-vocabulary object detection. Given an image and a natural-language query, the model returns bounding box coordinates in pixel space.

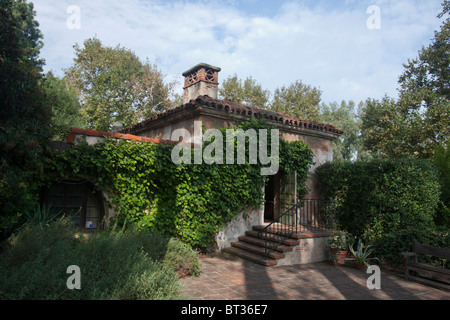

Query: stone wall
[276,236,330,266]
[215,206,264,250]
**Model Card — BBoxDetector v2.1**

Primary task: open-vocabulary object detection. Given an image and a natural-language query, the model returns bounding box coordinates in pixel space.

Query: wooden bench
[403,239,450,291]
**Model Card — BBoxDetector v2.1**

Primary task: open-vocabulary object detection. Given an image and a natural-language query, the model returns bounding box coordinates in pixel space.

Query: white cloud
[32,0,444,104]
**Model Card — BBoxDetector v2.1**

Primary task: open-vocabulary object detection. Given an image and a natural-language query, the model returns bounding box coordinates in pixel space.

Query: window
[43,180,104,231]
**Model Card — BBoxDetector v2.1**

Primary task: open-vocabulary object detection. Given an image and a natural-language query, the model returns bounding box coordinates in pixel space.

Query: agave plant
[23,203,63,229]
[346,238,380,267]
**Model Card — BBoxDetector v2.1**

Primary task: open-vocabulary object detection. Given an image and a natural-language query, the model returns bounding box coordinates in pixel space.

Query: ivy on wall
[48,119,314,249]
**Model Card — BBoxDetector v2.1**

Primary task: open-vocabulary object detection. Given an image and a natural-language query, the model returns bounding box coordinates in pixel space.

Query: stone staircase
[222,224,330,266]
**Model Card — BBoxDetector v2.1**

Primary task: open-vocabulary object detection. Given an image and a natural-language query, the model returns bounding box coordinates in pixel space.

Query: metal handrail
[257,201,300,259]
[258,199,339,259]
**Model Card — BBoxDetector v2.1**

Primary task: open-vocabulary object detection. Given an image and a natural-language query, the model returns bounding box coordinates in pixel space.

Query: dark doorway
[264,172,280,222]
[43,179,105,232]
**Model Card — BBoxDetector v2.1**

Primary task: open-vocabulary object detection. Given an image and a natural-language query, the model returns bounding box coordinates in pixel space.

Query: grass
[0,217,201,300]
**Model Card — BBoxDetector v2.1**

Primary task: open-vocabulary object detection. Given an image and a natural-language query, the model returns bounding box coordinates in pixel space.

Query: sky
[32,0,445,105]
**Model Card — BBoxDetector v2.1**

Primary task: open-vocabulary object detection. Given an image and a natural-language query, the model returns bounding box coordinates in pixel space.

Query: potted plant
[346,238,380,270]
[328,230,351,265]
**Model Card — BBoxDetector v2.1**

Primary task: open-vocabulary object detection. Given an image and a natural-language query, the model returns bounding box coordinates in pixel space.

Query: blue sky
[32,0,444,104]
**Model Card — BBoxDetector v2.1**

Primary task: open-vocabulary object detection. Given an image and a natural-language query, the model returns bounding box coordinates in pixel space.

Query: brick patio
[180,252,450,300]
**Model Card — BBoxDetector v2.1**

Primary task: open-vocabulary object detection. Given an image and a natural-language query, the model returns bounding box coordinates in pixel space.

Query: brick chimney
[182,63,221,104]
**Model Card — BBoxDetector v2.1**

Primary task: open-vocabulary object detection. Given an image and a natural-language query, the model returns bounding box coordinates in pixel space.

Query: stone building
[54,62,342,265]
[118,63,343,264]
[121,63,342,216]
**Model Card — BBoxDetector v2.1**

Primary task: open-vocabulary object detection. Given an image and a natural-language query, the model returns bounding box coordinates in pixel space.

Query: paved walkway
[180,252,450,300]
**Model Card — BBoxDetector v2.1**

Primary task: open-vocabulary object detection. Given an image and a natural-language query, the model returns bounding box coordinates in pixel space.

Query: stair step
[245,230,300,246]
[222,224,331,267]
[238,236,293,252]
[231,241,286,259]
[252,225,330,240]
[223,247,278,266]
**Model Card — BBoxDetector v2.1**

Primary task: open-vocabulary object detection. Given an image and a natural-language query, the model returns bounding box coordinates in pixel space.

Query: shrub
[315,158,446,265]
[0,217,199,300]
[431,141,450,228]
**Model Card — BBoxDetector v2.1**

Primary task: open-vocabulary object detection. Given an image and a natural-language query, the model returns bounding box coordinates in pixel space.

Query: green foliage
[279,139,315,198]
[0,217,198,299]
[41,71,83,140]
[47,119,313,250]
[432,141,450,228]
[346,238,380,266]
[321,100,370,161]
[219,75,323,122]
[315,158,447,265]
[0,0,47,127]
[397,1,449,151]
[360,96,423,158]
[0,0,52,234]
[361,2,449,159]
[161,237,202,278]
[22,203,62,230]
[271,80,323,122]
[328,230,352,250]
[219,74,271,110]
[64,37,177,131]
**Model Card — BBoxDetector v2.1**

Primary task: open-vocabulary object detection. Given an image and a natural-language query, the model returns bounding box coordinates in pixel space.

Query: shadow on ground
[180,252,450,300]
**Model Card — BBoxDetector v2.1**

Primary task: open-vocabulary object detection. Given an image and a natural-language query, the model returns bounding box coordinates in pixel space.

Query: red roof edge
[66,127,197,147]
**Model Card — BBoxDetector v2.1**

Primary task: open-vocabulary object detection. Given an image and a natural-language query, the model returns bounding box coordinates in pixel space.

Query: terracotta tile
[179,253,450,300]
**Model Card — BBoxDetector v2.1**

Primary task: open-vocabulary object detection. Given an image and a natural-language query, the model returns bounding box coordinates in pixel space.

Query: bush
[432,141,450,228]
[0,217,200,300]
[315,158,447,265]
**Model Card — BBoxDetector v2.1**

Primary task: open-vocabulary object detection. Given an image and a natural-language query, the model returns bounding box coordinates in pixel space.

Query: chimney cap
[182,62,221,77]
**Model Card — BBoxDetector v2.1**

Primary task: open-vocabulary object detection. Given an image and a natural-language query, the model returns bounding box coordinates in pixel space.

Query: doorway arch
[42,179,105,232]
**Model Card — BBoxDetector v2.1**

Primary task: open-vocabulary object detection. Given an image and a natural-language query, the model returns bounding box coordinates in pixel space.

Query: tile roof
[66,127,195,146]
[121,95,344,136]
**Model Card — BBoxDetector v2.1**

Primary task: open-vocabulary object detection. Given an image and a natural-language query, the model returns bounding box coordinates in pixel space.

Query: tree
[0,0,47,126]
[41,71,83,140]
[64,37,177,131]
[270,80,322,122]
[168,92,184,109]
[0,0,51,232]
[218,74,270,110]
[219,75,323,122]
[321,100,368,161]
[360,96,426,158]
[397,0,449,156]
[361,1,449,159]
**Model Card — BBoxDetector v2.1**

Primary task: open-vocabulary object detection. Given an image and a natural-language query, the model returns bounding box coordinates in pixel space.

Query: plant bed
[0,217,201,299]
[330,248,348,265]
[353,261,368,271]
[328,230,352,265]
[346,238,380,271]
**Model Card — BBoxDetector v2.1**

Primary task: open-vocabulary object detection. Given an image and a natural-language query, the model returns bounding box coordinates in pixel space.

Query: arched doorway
[42,179,105,232]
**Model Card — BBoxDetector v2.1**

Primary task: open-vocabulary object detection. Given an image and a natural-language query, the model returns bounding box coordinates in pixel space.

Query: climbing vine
[47,119,314,249]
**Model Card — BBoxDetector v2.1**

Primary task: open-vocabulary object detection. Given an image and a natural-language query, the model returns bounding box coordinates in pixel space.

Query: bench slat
[403,240,450,290]
[414,240,450,260]
[408,262,450,275]
[408,262,450,284]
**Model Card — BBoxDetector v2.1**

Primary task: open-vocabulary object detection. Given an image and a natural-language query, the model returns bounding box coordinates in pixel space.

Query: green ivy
[46,119,314,250]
